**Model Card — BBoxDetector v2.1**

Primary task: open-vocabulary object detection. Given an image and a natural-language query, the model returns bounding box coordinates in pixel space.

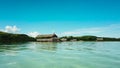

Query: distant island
[60,36,120,41]
[0,32,120,44]
[0,31,35,44]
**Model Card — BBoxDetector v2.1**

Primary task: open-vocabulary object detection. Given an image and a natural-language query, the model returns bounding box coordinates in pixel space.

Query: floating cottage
[96,37,104,41]
[60,38,67,41]
[36,33,60,42]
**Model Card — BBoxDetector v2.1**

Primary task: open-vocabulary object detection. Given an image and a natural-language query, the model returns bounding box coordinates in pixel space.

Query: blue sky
[0,0,120,37]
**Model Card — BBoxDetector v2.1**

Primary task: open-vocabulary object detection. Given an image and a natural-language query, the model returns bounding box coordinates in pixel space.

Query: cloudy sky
[0,0,120,37]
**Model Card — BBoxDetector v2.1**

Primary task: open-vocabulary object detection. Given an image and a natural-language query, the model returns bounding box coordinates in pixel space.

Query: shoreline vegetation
[0,31,35,44]
[0,31,120,44]
[59,36,120,42]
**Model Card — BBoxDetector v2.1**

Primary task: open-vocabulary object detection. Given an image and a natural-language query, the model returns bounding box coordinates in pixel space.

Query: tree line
[0,31,36,44]
[60,35,120,41]
[0,31,120,44]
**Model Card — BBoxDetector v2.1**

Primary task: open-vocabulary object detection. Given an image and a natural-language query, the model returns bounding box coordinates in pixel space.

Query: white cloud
[60,24,120,37]
[28,32,40,37]
[61,27,103,36]
[0,25,20,33]
[5,25,20,33]
[5,26,20,33]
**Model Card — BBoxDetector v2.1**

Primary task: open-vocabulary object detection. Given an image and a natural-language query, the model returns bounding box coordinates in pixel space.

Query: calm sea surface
[0,42,120,68]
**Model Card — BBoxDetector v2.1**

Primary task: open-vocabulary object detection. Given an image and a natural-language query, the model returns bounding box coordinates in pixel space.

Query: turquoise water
[0,42,120,68]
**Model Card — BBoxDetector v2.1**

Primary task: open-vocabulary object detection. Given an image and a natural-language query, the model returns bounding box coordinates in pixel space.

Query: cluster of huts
[36,33,104,42]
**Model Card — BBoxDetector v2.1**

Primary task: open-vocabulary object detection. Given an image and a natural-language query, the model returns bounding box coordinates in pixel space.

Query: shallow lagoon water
[0,42,120,68]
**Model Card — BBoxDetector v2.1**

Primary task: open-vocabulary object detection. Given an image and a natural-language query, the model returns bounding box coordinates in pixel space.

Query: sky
[0,0,120,37]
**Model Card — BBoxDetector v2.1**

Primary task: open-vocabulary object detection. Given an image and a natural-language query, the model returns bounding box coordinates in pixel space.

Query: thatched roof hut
[36,34,57,39]
[36,33,59,42]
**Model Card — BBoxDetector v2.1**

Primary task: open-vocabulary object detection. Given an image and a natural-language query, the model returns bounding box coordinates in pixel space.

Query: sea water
[0,42,120,68]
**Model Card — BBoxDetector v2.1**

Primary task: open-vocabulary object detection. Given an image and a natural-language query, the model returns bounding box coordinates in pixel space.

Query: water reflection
[0,42,29,52]
[33,42,58,51]
[0,42,99,52]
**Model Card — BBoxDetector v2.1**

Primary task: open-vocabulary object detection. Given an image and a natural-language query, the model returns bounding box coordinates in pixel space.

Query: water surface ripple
[0,42,120,68]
